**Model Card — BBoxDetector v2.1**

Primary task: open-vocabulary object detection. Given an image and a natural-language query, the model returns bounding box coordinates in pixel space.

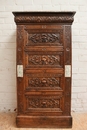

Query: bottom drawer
[24,94,64,116]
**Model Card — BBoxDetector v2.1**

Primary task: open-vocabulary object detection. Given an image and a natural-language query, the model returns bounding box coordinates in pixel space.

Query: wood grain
[13,12,75,128]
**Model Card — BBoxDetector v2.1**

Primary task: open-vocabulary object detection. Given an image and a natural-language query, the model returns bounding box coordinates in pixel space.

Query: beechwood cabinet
[13,12,75,128]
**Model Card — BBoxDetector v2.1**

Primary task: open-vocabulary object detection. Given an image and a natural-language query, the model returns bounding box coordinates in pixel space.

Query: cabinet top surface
[13,11,76,16]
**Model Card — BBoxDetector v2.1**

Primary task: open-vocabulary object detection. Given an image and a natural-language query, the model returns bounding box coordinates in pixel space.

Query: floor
[0,112,87,130]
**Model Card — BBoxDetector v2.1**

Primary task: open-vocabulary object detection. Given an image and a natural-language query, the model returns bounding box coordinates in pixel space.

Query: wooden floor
[0,112,87,130]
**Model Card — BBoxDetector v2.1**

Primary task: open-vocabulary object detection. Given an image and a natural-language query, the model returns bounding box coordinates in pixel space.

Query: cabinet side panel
[64,26,72,116]
[17,25,25,114]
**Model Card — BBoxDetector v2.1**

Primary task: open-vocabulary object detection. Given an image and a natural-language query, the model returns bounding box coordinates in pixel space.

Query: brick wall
[0,0,87,112]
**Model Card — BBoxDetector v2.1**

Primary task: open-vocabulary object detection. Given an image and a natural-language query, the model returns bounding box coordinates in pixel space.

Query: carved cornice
[13,12,76,24]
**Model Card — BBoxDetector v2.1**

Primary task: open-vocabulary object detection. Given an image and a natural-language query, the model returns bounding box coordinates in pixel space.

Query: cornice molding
[13,12,76,24]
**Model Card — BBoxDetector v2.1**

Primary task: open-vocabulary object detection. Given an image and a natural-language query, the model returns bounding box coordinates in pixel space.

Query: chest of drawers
[13,12,75,128]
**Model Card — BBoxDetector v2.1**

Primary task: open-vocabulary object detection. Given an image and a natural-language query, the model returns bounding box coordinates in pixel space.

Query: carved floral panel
[25,73,63,90]
[28,77,59,88]
[25,30,63,46]
[26,96,62,108]
[29,55,60,65]
[25,53,63,68]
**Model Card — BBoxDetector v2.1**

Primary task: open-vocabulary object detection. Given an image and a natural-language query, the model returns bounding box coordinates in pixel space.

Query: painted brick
[72,74,87,80]
[0,12,12,17]
[0,42,16,49]
[72,43,80,49]
[42,5,61,11]
[15,0,33,5]
[78,93,87,99]
[72,29,80,36]
[72,61,87,68]
[5,6,23,11]
[0,0,15,5]
[0,24,12,29]
[72,68,79,73]
[51,0,69,5]
[0,18,4,23]
[11,24,16,29]
[79,68,87,73]
[0,6,5,11]
[73,80,87,87]
[73,36,87,42]
[60,5,79,11]
[1,30,16,36]
[72,93,78,98]
[79,17,87,23]
[0,85,16,93]
[23,5,42,11]
[72,108,83,112]
[33,0,52,5]
[69,0,86,5]
[79,43,87,49]
[0,36,16,42]
[72,87,87,93]
[73,23,87,29]
[79,30,87,35]
[79,55,87,61]
[79,6,87,11]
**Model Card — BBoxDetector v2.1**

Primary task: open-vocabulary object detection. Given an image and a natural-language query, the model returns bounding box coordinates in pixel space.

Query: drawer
[24,71,64,91]
[24,94,64,116]
[24,25,64,47]
[24,51,64,68]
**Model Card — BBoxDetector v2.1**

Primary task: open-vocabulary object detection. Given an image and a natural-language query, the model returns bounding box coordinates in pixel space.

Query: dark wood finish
[13,11,75,128]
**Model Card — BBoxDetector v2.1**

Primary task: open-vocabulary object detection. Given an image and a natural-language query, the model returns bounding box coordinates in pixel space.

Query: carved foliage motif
[28,77,60,87]
[29,33,59,43]
[29,55,60,65]
[27,96,61,108]
[26,30,63,46]
[15,15,74,23]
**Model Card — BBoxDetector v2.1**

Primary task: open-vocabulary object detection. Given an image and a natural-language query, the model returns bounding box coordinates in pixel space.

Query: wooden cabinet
[13,12,75,128]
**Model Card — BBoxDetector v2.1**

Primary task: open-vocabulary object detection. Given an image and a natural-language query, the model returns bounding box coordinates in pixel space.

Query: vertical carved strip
[17,25,24,114]
[64,26,71,115]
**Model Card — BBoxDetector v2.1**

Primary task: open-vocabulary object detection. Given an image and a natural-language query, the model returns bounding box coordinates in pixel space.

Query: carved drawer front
[24,26,64,47]
[24,94,63,116]
[24,52,64,68]
[25,73,64,91]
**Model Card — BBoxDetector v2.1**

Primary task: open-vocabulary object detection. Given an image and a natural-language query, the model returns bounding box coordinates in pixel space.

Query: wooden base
[16,115,72,128]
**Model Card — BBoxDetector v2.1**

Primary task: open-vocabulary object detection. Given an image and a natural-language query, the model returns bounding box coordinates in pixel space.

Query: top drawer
[24,25,64,47]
